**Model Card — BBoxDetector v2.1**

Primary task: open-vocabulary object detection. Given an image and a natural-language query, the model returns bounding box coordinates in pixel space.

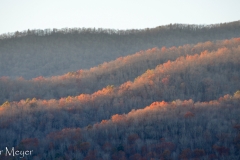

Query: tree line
[0,37,240,105]
[0,21,240,79]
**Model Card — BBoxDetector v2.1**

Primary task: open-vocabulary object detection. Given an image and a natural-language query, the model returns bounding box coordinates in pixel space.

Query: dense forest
[0,21,240,159]
[0,20,240,79]
[1,37,240,104]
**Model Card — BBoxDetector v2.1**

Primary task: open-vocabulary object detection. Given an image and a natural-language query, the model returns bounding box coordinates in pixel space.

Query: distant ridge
[1,20,240,39]
[1,20,240,79]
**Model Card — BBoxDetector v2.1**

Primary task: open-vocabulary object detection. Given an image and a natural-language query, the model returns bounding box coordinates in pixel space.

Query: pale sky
[0,0,239,34]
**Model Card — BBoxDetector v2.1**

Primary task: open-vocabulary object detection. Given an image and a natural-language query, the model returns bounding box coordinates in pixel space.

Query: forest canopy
[0,20,240,79]
[0,21,240,159]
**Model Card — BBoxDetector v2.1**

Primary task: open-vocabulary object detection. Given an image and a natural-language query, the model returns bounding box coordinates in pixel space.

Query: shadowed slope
[1,20,240,79]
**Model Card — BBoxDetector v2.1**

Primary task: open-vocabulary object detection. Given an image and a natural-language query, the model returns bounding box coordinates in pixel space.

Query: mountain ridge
[1,20,240,79]
[1,21,240,159]
[1,37,240,104]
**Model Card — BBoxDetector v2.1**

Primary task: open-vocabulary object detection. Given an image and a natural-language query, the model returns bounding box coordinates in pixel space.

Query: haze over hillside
[1,20,240,159]
[1,37,240,104]
[0,20,240,79]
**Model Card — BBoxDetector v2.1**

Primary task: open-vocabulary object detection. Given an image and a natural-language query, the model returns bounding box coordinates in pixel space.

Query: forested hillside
[0,36,240,159]
[37,93,240,159]
[0,20,240,79]
[1,21,240,159]
[1,92,240,159]
[1,37,240,104]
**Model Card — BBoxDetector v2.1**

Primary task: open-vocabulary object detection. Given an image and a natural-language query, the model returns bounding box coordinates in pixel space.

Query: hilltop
[0,20,240,79]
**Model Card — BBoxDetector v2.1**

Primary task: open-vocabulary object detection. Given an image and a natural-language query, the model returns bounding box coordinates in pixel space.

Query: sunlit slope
[14,92,240,159]
[1,37,240,104]
[0,21,240,79]
[0,44,239,149]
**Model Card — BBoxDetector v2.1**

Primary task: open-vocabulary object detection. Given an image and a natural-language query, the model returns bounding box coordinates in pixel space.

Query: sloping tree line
[0,43,239,156]
[0,37,240,104]
[1,20,240,39]
[0,21,240,79]
[6,92,240,159]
